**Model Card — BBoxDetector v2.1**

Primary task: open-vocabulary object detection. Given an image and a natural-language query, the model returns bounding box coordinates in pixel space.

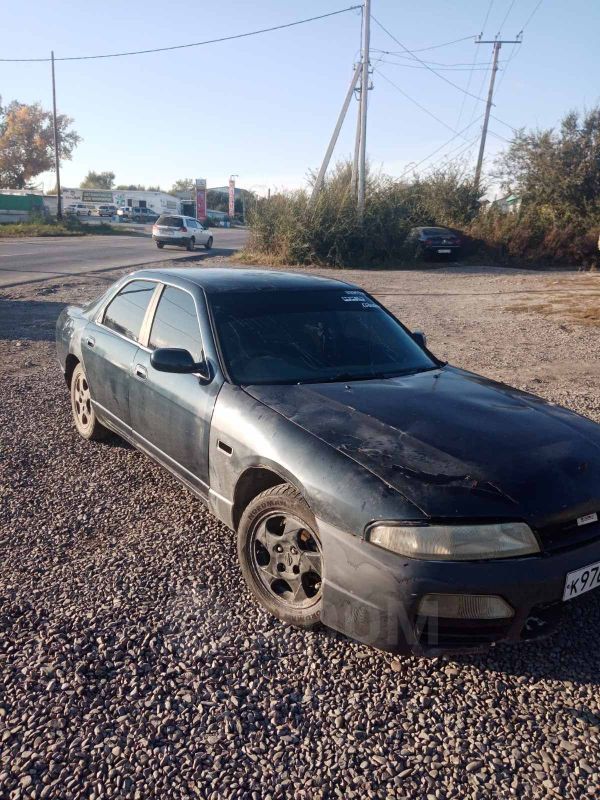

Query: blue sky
[2,1,599,194]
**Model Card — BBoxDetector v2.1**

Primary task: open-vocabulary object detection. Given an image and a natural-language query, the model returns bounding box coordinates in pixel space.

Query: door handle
[135,364,147,380]
[86,336,95,348]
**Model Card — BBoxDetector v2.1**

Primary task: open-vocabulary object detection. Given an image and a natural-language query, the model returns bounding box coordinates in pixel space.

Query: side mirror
[150,348,210,380]
[412,330,427,348]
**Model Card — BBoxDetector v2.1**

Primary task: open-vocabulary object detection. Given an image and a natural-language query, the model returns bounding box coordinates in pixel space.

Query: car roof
[131,267,355,295]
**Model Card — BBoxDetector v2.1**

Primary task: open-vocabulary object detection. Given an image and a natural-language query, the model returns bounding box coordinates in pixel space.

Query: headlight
[367,521,539,560]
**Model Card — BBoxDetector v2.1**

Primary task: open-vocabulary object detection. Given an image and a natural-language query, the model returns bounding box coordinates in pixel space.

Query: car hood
[244,367,600,529]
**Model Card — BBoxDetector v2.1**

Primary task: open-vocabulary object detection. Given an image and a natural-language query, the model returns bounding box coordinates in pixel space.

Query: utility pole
[309,63,361,205]
[51,51,62,220]
[350,71,362,197]
[474,34,522,193]
[357,0,371,220]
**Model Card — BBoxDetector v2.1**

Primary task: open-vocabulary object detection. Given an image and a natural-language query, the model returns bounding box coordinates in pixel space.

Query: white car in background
[65,203,91,217]
[152,214,213,251]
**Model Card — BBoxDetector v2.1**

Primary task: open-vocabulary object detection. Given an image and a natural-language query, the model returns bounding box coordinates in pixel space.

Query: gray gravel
[1,263,600,799]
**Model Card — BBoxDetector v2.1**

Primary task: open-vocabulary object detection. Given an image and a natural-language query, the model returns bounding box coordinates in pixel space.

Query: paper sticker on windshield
[342,291,374,305]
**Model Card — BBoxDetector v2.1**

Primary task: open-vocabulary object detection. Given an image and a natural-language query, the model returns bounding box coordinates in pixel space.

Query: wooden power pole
[51,51,63,219]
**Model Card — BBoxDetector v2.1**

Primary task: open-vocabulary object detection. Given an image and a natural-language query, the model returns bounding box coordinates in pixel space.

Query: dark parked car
[406,226,462,260]
[56,268,600,656]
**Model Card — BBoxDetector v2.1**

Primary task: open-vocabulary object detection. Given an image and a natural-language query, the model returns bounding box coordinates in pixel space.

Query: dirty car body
[56,268,600,655]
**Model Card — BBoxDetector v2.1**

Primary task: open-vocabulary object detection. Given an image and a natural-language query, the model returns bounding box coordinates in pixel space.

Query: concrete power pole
[474,35,522,193]
[357,0,371,220]
[310,63,361,205]
[51,51,62,220]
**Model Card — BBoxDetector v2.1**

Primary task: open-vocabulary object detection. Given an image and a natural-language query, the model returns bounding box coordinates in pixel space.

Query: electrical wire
[481,1,495,35]
[379,59,499,72]
[371,50,502,68]
[375,68,473,139]
[521,0,544,31]
[0,5,361,62]
[371,14,489,105]
[396,115,485,180]
[498,0,517,34]
[393,34,477,53]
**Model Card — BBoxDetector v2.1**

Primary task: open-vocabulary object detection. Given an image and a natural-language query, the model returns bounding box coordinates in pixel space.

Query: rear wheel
[238,484,323,629]
[70,363,107,441]
[205,236,213,250]
[187,237,195,251]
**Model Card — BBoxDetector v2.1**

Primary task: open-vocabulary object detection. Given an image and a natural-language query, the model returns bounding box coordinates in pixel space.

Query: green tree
[115,184,146,191]
[0,99,80,189]
[170,178,195,194]
[80,170,115,189]
[496,106,600,218]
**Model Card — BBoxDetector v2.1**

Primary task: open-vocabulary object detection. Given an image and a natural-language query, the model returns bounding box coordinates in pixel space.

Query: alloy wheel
[250,512,322,607]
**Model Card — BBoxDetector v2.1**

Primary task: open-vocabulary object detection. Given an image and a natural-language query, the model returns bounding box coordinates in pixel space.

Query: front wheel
[156,242,164,249]
[204,236,213,250]
[70,363,107,441]
[186,237,195,251]
[237,484,323,629]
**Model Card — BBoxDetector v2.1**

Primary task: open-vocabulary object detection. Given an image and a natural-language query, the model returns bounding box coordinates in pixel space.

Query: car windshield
[209,288,437,385]
[157,215,182,227]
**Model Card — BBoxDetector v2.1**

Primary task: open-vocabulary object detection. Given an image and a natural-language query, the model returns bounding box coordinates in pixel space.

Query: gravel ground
[1,262,599,799]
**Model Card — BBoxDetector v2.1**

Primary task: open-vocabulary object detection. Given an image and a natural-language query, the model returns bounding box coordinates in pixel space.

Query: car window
[188,219,197,228]
[157,215,182,227]
[102,280,157,342]
[149,286,202,362]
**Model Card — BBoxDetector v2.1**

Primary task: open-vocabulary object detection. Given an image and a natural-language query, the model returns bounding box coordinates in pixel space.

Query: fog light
[418,593,514,620]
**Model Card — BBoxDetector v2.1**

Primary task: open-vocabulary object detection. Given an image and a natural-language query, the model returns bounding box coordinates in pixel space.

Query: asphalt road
[0,228,248,288]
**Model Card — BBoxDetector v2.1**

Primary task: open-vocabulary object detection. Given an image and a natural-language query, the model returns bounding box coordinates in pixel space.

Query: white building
[62,188,181,214]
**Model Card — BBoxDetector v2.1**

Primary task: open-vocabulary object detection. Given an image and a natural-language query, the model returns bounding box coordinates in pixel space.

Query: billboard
[81,189,113,203]
[228,178,235,218]
[195,178,207,221]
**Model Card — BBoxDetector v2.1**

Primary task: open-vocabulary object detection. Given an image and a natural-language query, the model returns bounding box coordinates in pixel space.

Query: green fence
[0,194,44,211]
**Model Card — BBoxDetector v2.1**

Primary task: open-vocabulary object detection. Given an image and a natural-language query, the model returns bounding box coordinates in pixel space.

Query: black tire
[187,237,195,251]
[156,242,164,249]
[204,236,213,250]
[87,211,91,216]
[237,484,323,629]
[70,362,108,441]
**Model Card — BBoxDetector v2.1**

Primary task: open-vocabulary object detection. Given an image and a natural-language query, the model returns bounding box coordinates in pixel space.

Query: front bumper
[317,518,600,656]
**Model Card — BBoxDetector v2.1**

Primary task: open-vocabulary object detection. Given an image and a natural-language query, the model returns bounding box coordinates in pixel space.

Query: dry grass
[507,275,600,326]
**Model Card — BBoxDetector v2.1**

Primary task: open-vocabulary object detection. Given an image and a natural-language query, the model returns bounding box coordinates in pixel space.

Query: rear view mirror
[150,348,210,380]
[412,330,427,348]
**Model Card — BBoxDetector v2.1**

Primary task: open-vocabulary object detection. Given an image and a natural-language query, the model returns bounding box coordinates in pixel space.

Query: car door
[128,283,221,495]
[82,279,158,432]
[196,221,209,245]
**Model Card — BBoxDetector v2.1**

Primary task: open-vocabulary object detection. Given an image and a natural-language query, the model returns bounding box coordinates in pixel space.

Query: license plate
[563,559,600,600]
[438,248,451,254]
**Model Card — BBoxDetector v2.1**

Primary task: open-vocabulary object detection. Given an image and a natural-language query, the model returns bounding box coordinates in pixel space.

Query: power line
[371,14,489,105]
[0,5,361,62]
[498,0,517,33]
[371,50,503,68]
[375,68,473,139]
[396,115,485,180]
[379,59,500,72]
[521,0,544,31]
[481,1,495,35]
[397,34,477,52]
